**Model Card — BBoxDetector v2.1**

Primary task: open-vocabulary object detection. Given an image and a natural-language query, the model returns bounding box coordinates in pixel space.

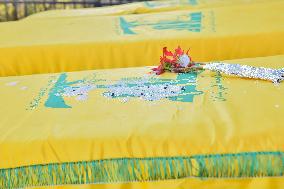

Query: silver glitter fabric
[203,62,284,83]
[104,82,183,101]
[55,84,96,101]
[102,74,202,102]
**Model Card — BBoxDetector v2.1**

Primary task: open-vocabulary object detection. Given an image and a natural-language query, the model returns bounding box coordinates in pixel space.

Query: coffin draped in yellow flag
[0,55,283,188]
[25,0,282,19]
[0,1,283,77]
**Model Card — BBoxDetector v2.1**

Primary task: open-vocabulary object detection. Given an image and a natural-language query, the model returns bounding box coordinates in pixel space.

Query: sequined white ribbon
[202,62,284,83]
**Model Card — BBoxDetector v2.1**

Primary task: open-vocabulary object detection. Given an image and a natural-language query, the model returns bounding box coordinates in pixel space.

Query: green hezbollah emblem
[119,12,202,35]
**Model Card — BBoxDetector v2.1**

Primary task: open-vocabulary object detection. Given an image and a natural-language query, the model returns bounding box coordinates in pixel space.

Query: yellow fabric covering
[0,55,283,189]
[0,1,283,77]
[25,0,280,19]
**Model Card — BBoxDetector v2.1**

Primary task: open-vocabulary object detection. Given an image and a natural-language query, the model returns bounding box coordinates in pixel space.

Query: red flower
[163,47,173,56]
[174,46,183,57]
[152,64,164,75]
[161,47,178,64]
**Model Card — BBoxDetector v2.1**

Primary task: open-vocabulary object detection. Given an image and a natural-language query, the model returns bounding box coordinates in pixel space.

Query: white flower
[178,54,190,67]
